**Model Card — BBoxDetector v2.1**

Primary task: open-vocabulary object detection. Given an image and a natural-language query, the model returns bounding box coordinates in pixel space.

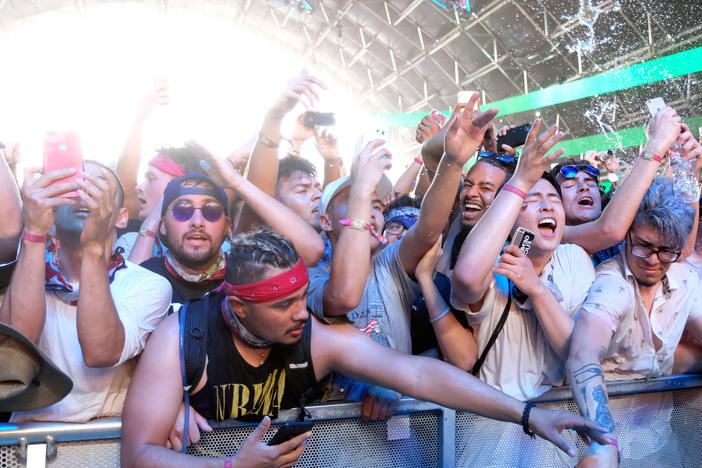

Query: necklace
[254,347,270,366]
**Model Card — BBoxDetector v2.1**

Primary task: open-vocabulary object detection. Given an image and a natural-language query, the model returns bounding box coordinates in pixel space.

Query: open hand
[443,92,499,165]
[269,70,327,120]
[527,406,610,458]
[511,119,565,189]
[234,416,311,468]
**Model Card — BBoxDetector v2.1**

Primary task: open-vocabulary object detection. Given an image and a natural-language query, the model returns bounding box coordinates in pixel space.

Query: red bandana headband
[220,259,308,303]
[149,154,186,177]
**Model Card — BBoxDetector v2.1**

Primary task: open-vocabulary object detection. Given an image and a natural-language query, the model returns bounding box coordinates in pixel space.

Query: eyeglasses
[171,199,224,222]
[384,223,405,235]
[559,165,600,179]
[627,233,680,264]
[477,152,517,165]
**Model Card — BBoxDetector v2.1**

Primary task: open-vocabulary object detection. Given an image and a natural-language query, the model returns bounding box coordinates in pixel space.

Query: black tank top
[190,298,318,422]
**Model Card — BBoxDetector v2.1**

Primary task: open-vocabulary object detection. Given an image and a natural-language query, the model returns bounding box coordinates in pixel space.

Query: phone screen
[42,131,84,197]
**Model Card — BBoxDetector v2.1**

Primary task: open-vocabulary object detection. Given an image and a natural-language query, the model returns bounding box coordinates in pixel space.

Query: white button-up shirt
[582,248,702,380]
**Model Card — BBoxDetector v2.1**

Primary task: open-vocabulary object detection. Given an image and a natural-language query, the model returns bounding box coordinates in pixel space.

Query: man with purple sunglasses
[140,173,231,306]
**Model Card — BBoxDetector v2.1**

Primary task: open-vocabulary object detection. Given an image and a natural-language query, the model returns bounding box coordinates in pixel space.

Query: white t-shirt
[12,261,172,422]
[452,243,595,401]
[582,250,702,380]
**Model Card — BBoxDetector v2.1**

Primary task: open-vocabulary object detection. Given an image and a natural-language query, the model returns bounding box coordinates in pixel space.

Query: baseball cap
[319,175,393,217]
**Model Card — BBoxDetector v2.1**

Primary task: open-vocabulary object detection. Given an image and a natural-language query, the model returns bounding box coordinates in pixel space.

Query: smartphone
[456,91,478,111]
[645,97,666,116]
[497,123,533,150]
[267,421,314,446]
[303,112,336,128]
[510,227,536,255]
[42,131,84,198]
[430,109,446,127]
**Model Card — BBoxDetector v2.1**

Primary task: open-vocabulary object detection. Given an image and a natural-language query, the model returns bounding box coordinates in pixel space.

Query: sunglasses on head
[477,151,517,164]
[559,165,600,179]
[171,199,224,222]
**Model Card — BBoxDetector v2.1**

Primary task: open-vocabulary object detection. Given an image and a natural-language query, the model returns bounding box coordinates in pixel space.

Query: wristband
[339,219,387,245]
[22,231,47,244]
[521,401,536,438]
[429,306,451,324]
[503,184,527,200]
[414,157,424,166]
[224,455,233,468]
[139,226,157,239]
[257,134,280,149]
[635,151,663,164]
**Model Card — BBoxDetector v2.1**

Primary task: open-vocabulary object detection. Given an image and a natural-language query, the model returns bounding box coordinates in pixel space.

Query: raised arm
[562,107,684,253]
[201,158,325,267]
[0,169,79,340]
[400,92,498,275]
[313,318,608,457]
[0,151,22,262]
[392,155,423,198]
[415,238,477,371]
[237,71,326,232]
[321,140,391,316]
[566,311,618,467]
[314,128,342,188]
[116,82,169,219]
[75,170,127,367]
[452,120,565,307]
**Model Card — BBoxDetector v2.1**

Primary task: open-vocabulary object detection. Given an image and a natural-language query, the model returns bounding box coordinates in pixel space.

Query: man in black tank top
[122,229,611,468]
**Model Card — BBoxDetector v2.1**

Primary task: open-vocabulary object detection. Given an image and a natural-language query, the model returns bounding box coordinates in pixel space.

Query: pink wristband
[502,184,527,200]
[414,157,424,165]
[224,455,233,468]
[22,231,47,244]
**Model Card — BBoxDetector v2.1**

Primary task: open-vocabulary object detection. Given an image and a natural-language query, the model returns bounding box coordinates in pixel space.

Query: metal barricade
[1,375,701,467]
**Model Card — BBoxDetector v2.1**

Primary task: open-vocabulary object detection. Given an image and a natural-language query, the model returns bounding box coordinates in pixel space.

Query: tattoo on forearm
[572,363,605,385]
[592,385,615,433]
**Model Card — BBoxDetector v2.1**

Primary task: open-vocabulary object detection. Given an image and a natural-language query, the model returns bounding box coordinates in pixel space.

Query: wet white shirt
[581,249,702,380]
[452,243,595,401]
[12,261,172,423]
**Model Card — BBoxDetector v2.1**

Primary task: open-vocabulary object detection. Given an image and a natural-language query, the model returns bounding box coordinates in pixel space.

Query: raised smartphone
[497,123,532,150]
[42,131,84,198]
[645,97,666,116]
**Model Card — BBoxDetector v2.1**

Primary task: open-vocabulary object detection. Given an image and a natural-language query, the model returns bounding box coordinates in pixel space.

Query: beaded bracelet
[339,219,387,245]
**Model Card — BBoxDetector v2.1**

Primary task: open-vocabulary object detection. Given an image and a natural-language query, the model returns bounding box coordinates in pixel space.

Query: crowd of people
[1,69,701,468]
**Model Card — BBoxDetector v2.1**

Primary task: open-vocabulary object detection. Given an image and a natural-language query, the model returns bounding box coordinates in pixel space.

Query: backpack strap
[177,295,210,452]
[471,280,512,377]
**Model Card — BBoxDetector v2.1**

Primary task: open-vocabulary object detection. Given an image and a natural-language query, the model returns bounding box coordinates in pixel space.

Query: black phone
[497,123,532,150]
[510,227,536,255]
[303,112,336,128]
[267,421,315,446]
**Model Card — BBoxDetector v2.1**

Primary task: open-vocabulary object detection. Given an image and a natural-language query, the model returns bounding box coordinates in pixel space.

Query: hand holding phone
[267,421,315,446]
[42,131,84,198]
[497,123,532,150]
[510,227,536,256]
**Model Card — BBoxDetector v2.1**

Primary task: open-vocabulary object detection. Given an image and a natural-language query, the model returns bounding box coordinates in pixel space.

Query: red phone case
[43,131,84,198]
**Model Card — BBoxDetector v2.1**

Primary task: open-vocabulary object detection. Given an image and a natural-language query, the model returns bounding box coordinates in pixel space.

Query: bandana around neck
[221,298,273,348]
[45,246,127,306]
[165,250,226,284]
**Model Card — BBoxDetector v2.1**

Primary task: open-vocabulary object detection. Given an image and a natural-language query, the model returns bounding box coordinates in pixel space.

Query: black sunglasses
[171,199,224,222]
[559,165,600,179]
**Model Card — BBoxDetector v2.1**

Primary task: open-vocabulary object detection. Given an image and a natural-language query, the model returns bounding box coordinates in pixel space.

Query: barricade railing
[1,375,701,467]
